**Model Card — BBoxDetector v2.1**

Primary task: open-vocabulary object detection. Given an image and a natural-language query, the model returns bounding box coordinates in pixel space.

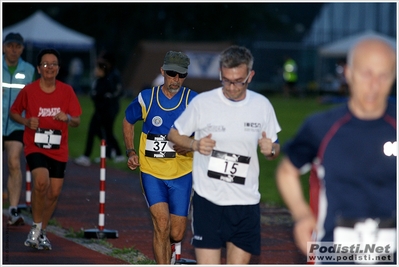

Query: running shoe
[113,155,125,163]
[74,155,91,166]
[24,225,41,249]
[8,208,25,226]
[39,229,52,250]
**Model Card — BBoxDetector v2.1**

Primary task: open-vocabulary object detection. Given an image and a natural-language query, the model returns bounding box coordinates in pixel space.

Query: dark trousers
[83,107,122,158]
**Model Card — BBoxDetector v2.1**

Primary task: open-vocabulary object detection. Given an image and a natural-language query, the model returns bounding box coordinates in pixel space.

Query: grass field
[68,93,336,206]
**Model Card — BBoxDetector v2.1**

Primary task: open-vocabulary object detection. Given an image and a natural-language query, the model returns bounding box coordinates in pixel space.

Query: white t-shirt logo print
[383,141,397,156]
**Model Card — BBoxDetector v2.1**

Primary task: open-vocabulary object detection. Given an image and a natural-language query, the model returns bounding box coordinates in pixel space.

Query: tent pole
[27,43,34,66]
[90,47,97,86]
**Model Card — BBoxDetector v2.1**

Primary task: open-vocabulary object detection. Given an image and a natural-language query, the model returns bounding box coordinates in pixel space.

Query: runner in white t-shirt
[168,45,281,264]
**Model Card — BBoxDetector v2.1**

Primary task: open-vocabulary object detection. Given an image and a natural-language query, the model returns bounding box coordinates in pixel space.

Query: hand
[197,134,216,155]
[258,131,273,157]
[173,144,191,156]
[27,117,39,130]
[127,154,140,171]
[53,111,69,122]
[293,215,317,255]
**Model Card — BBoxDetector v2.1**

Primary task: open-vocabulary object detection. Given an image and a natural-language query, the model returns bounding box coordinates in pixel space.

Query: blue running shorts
[191,191,261,255]
[140,172,192,217]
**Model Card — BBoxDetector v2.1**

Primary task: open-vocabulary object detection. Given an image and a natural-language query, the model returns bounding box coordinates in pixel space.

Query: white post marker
[174,242,197,264]
[17,165,32,213]
[84,139,118,239]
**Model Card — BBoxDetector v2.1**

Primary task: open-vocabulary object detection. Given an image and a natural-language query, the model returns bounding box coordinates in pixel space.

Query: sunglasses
[165,70,188,78]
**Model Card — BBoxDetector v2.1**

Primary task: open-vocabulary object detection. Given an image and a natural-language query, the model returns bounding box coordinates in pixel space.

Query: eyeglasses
[165,70,188,79]
[220,71,251,88]
[40,63,59,68]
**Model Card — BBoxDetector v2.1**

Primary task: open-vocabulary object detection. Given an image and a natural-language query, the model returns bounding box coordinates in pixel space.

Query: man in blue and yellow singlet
[123,51,197,264]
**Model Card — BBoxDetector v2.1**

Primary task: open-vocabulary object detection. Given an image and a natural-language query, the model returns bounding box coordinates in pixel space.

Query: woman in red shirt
[10,48,82,251]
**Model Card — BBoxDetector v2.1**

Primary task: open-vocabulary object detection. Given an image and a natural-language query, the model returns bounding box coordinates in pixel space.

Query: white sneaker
[8,208,25,226]
[110,149,116,159]
[39,229,52,250]
[24,224,41,249]
[113,155,125,163]
[74,155,91,167]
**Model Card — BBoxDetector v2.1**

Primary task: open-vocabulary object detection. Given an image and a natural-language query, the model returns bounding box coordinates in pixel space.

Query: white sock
[33,222,42,231]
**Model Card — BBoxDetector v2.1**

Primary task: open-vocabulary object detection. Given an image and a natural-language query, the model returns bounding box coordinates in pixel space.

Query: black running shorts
[3,130,24,144]
[26,153,67,178]
[191,191,261,255]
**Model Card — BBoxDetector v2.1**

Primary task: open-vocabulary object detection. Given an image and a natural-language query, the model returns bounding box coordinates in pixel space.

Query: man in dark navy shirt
[276,38,396,264]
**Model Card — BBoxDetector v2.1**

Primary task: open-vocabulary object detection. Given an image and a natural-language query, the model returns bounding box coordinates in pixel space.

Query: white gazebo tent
[319,30,396,58]
[315,30,396,91]
[3,10,96,82]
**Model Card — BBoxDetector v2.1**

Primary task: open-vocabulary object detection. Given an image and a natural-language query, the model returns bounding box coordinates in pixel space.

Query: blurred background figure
[276,38,396,263]
[282,55,298,97]
[152,73,164,87]
[334,59,348,95]
[67,57,84,94]
[74,51,124,167]
[2,32,35,226]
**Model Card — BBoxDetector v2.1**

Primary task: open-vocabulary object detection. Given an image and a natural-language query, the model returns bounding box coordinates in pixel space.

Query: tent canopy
[318,30,396,58]
[3,10,96,91]
[3,10,95,50]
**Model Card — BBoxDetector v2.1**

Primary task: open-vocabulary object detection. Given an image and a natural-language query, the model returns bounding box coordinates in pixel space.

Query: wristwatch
[126,148,136,157]
[270,147,276,157]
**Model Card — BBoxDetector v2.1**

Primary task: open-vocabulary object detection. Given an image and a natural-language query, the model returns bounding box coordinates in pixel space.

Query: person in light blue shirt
[2,32,35,226]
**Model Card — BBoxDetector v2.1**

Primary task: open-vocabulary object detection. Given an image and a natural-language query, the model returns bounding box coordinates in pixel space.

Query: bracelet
[190,139,195,151]
[66,114,71,123]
